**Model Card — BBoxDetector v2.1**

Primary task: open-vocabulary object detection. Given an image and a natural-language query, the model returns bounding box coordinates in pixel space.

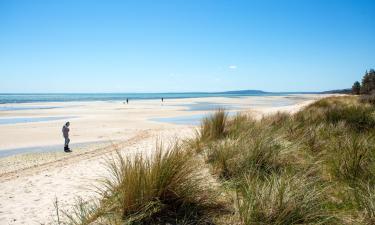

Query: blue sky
[0,0,374,93]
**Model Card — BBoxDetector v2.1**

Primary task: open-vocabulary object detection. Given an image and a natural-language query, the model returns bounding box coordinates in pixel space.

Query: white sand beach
[0,94,332,225]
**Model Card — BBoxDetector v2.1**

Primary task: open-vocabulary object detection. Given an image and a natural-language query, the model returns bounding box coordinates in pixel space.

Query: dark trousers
[64,137,70,147]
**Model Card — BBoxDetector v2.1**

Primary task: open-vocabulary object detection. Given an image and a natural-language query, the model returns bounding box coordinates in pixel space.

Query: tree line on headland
[352,69,375,105]
[352,69,375,95]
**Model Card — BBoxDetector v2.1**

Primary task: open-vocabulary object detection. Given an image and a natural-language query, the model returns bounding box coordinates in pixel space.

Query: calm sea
[0,92,317,104]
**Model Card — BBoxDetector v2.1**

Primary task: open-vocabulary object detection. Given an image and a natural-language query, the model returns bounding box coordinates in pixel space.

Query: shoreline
[0,92,325,105]
[0,94,332,151]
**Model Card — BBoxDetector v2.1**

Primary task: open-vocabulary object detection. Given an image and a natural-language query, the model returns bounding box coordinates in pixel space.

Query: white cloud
[228,65,237,69]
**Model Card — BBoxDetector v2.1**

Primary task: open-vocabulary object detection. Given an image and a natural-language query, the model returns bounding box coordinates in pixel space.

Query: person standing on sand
[62,122,71,152]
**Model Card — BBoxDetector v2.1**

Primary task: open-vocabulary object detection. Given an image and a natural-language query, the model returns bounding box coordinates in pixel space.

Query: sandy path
[0,127,194,225]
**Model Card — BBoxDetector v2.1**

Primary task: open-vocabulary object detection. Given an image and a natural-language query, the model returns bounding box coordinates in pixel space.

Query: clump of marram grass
[295,96,375,132]
[327,133,375,183]
[236,173,335,225]
[324,105,375,131]
[296,123,348,155]
[226,113,256,138]
[299,124,327,154]
[354,182,375,224]
[59,197,111,225]
[260,112,291,130]
[61,143,226,225]
[205,139,240,179]
[204,121,288,180]
[199,109,228,142]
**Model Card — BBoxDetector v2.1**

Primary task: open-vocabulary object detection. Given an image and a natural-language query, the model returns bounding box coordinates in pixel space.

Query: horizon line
[0,89,350,95]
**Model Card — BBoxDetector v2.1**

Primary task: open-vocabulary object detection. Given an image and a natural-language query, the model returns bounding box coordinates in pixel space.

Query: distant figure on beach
[161,97,164,102]
[62,122,71,152]
[126,98,129,104]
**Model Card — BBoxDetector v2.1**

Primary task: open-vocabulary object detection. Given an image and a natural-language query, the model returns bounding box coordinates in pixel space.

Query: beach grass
[236,173,334,225]
[192,95,375,224]
[62,95,375,224]
[60,143,226,225]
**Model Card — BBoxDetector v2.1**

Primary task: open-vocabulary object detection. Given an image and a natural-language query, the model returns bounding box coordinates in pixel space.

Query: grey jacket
[62,125,70,138]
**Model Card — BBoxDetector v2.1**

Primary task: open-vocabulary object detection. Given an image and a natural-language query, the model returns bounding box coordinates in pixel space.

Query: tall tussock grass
[205,129,285,180]
[327,134,375,183]
[295,96,375,132]
[61,144,225,225]
[192,96,375,224]
[355,182,375,224]
[199,109,228,142]
[236,173,334,225]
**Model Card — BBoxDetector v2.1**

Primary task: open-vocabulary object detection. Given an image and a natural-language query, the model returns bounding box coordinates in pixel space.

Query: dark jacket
[62,125,70,138]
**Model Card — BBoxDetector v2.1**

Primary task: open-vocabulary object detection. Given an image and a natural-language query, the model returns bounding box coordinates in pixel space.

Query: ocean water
[0,117,74,125]
[0,106,62,111]
[0,92,314,104]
